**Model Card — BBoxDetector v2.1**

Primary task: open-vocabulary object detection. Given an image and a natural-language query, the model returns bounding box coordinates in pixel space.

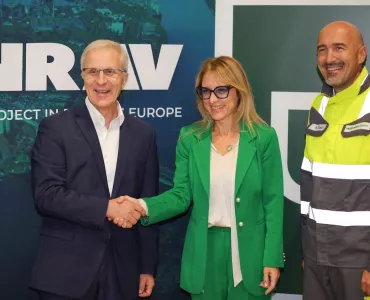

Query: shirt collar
[85,97,124,128]
[321,67,370,100]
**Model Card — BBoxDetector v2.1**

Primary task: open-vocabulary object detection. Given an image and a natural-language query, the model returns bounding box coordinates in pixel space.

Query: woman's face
[199,72,239,123]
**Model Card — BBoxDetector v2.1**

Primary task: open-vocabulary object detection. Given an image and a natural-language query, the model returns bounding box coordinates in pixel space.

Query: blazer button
[239,221,244,227]
[143,215,150,225]
[236,197,241,203]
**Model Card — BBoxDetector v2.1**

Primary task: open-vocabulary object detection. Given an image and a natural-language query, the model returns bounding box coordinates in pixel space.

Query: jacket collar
[321,66,370,98]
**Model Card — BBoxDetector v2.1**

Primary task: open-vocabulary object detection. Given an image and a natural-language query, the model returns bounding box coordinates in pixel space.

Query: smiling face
[317,21,367,93]
[201,71,239,122]
[82,47,127,111]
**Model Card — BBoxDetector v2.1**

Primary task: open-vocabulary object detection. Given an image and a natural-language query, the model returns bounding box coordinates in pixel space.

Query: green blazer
[143,122,284,296]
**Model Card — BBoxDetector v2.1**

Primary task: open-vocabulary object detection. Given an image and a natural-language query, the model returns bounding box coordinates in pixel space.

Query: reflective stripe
[318,96,329,116]
[301,201,370,226]
[301,157,312,172]
[312,162,370,180]
[301,200,310,215]
[308,207,370,226]
[361,74,369,86]
[319,77,370,118]
[359,86,370,118]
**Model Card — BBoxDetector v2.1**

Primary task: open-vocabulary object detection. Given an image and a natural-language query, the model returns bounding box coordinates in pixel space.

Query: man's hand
[361,269,370,295]
[117,195,138,204]
[139,274,155,298]
[106,196,146,228]
[260,267,280,295]
[112,196,147,228]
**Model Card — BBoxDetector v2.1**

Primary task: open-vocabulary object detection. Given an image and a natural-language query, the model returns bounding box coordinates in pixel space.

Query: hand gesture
[106,196,146,228]
[112,196,146,228]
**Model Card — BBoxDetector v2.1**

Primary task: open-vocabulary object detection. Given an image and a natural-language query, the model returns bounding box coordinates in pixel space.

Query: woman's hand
[260,267,280,295]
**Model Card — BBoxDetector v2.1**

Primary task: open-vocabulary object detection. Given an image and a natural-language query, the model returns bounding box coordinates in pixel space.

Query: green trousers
[191,227,270,300]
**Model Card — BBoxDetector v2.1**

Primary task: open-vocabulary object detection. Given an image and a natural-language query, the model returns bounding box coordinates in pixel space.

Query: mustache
[323,62,344,68]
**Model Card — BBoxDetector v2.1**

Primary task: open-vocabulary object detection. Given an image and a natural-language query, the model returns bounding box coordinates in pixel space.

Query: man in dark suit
[30,40,159,300]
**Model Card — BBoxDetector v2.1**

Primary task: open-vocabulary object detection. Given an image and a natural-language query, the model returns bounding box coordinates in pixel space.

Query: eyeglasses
[196,85,234,100]
[82,68,127,80]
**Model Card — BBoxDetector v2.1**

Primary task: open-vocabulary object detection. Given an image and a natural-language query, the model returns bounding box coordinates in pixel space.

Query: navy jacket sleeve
[31,118,108,230]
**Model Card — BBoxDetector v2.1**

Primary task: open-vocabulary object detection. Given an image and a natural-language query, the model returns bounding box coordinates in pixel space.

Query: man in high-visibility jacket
[301,21,370,300]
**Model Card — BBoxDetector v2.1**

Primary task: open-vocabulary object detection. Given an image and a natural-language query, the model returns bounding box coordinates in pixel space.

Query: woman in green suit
[119,56,284,300]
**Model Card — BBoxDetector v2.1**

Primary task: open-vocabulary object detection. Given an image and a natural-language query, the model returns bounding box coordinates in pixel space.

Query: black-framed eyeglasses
[82,68,127,79]
[196,85,234,100]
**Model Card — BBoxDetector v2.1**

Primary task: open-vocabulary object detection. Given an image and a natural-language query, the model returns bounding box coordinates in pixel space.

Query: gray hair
[80,39,128,70]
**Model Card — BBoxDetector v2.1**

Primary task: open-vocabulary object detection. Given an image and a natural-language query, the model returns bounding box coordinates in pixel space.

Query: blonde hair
[194,56,265,133]
[80,40,128,71]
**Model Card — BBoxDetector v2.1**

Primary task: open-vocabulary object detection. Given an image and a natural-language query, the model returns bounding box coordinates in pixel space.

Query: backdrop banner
[1,0,370,299]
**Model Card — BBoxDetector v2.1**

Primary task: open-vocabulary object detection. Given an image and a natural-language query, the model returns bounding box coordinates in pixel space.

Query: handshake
[106,196,147,228]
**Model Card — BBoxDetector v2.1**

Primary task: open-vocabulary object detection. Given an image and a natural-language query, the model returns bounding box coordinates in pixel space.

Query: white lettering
[130,44,183,90]
[0,111,6,120]
[128,108,136,115]
[7,110,13,120]
[26,43,79,91]
[175,107,182,117]
[147,107,155,118]
[0,44,23,91]
[0,43,182,91]
[128,107,183,118]
[34,109,41,119]
[156,108,165,118]
[137,108,146,118]
[0,109,43,120]
[166,107,174,116]
[24,110,33,120]
[48,109,58,116]
[15,110,22,120]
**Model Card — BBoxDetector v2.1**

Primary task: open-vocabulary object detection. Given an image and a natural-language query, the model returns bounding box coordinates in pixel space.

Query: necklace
[216,127,235,153]
[226,144,234,152]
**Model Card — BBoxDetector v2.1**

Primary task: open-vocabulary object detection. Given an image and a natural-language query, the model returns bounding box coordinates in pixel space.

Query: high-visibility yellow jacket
[301,67,370,270]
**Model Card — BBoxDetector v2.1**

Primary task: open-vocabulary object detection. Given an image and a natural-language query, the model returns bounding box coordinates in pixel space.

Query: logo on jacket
[343,122,370,132]
[307,124,327,132]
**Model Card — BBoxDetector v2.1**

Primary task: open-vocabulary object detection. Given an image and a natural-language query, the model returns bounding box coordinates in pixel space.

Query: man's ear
[121,72,129,89]
[358,45,367,66]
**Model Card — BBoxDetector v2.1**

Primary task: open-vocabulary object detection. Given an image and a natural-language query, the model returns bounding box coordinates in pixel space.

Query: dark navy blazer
[30,104,159,298]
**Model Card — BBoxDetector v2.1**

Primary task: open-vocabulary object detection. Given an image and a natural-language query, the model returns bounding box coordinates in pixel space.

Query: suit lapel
[111,118,131,198]
[75,105,109,194]
[235,124,257,194]
[193,127,212,198]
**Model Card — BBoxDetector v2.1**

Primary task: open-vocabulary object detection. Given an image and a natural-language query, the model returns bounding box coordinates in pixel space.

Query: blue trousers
[37,240,130,300]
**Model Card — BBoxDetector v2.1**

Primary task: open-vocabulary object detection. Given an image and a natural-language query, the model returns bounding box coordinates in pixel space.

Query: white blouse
[209,143,242,287]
